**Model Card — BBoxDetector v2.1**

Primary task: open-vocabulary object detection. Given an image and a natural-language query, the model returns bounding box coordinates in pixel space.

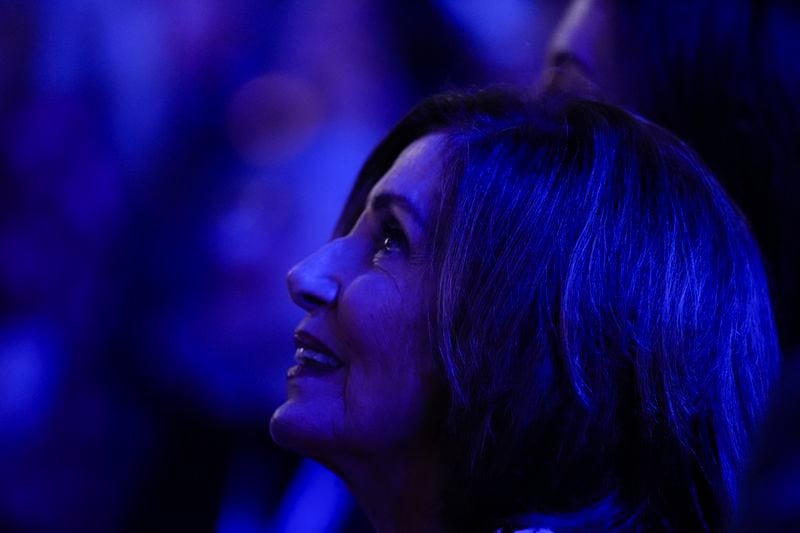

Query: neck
[328,447,445,533]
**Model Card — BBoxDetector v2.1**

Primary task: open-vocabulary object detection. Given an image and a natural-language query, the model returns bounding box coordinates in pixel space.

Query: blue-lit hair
[335,90,779,531]
[616,0,800,351]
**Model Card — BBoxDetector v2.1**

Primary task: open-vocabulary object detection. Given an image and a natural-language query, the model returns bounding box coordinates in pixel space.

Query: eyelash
[377,217,408,255]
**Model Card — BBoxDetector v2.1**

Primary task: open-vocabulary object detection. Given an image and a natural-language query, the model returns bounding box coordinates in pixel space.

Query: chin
[269,401,306,451]
[269,399,337,458]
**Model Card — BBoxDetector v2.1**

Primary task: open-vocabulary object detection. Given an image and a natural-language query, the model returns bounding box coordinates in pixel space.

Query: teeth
[294,347,342,369]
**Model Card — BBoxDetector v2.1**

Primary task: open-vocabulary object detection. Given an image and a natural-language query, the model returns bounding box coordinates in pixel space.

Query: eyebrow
[370,192,426,228]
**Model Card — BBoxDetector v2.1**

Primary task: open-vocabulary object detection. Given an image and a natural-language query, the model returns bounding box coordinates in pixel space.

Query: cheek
[338,271,425,365]
[337,272,437,445]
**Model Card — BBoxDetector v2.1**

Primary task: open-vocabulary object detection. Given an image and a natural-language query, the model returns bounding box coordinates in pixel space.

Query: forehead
[368,133,449,212]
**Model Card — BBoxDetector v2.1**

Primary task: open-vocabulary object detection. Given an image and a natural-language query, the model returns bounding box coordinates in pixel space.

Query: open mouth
[294,347,343,370]
[288,329,344,377]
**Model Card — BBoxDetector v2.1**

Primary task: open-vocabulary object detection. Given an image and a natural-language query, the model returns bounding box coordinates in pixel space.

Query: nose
[287,246,341,312]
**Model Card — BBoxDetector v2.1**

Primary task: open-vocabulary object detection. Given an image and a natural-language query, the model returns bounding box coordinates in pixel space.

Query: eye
[377,217,408,256]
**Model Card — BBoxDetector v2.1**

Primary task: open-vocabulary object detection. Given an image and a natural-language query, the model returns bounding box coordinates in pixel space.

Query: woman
[270,90,778,532]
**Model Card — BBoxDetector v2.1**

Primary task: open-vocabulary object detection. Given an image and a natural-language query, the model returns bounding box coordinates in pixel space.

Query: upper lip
[293,329,342,362]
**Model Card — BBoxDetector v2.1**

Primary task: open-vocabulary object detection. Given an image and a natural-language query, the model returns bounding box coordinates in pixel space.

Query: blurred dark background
[0,1,564,531]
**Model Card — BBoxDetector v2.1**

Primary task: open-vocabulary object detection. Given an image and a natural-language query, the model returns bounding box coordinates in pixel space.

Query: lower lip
[287,363,343,379]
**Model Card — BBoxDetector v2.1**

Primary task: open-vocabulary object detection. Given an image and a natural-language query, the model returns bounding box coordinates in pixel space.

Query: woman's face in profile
[270,134,447,462]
